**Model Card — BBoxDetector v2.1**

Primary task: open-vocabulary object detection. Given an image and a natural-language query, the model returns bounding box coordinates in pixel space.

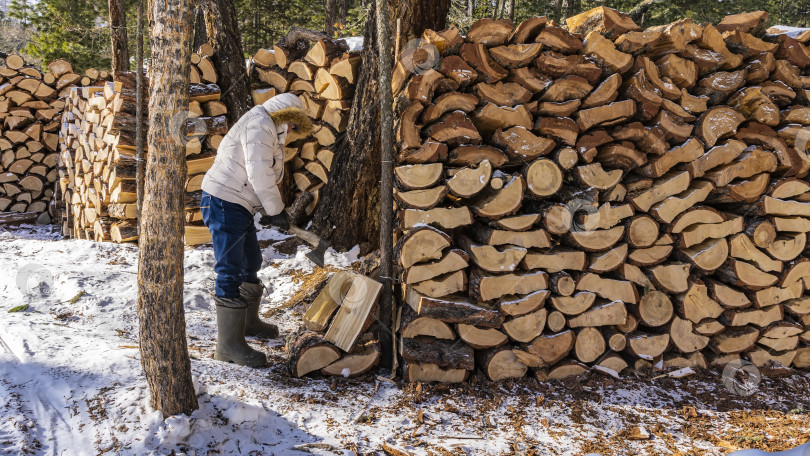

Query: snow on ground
[1,223,809,456]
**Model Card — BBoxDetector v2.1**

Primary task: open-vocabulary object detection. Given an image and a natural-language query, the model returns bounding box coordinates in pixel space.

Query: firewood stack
[250,36,361,215]
[287,271,384,378]
[0,55,107,215]
[57,48,228,245]
[392,10,810,383]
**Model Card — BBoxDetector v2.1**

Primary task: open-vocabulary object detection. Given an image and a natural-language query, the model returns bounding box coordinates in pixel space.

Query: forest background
[0,0,808,73]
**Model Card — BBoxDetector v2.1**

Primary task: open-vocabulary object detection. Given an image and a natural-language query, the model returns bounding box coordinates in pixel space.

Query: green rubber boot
[239,282,279,339]
[213,297,267,367]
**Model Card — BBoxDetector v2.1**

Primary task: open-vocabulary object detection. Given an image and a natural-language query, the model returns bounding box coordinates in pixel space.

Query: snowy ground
[1,222,809,456]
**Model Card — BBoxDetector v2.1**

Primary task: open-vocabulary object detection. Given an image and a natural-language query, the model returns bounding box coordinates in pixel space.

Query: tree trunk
[326,0,337,36]
[562,0,581,22]
[338,0,350,32]
[196,0,253,123]
[467,0,474,19]
[309,0,450,253]
[507,0,515,22]
[108,0,130,73]
[628,0,659,27]
[138,0,197,417]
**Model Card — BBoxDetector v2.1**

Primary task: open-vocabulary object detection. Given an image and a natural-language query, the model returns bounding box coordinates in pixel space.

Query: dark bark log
[401,337,475,370]
[310,0,450,253]
[108,0,130,73]
[138,0,197,417]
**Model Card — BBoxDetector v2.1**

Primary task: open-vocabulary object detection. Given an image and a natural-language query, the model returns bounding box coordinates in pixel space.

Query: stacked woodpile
[392,10,810,383]
[250,36,361,215]
[0,55,109,215]
[287,270,384,378]
[58,47,228,245]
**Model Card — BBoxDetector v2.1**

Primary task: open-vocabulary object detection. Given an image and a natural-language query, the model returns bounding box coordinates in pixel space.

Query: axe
[284,192,329,268]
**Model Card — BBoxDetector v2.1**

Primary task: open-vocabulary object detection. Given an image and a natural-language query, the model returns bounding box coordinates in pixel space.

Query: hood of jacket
[269,107,313,136]
[262,93,301,114]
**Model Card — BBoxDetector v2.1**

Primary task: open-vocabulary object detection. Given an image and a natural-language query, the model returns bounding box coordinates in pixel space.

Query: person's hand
[260,213,290,231]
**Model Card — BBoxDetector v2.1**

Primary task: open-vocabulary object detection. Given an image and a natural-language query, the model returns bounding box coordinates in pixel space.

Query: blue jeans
[200,191,262,298]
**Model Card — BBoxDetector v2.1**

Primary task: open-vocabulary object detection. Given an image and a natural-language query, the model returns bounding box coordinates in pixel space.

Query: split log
[649,262,691,294]
[551,291,596,316]
[522,248,587,272]
[582,31,633,74]
[711,326,760,354]
[425,111,481,146]
[459,43,508,83]
[498,290,549,317]
[525,330,575,366]
[537,360,589,381]
[625,333,670,359]
[493,213,541,231]
[410,270,467,298]
[400,207,473,230]
[287,330,341,377]
[477,347,528,381]
[696,107,746,147]
[395,163,443,190]
[324,274,382,351]
[566,7,639,39]
[588,243,628,273]
[402,249,469,284]
[458,324,508,349]
[459,237,526,274]
[669,316,710,353]
[469,269,547,302]
[503,309,548,343]
[568,300,628,327]
[765,233,806,262]
[715,258,779,290]
[447,160,492,198]
[678,282,724,323]
[397,226,451,269]
[575,163,622,190]
[470,175,524,219]
[576,100,636,131]
[399,308,455,340]
[535,27,583,54]
[321,340,381,377]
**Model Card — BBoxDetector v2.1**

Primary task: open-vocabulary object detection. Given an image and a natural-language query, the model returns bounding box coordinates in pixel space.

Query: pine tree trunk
[508,0,515,22]
[138,0,197,417]
[197,0,253,123]
[309,0,451,253]
[326,0,337,36]
[338,0,350,31]
[108,0,130,73]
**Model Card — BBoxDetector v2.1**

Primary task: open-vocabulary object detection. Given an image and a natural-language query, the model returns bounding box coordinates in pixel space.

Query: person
[200,93,312,367]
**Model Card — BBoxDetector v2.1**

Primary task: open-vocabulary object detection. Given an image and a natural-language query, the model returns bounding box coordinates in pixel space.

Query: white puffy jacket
[201,93,302,216]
